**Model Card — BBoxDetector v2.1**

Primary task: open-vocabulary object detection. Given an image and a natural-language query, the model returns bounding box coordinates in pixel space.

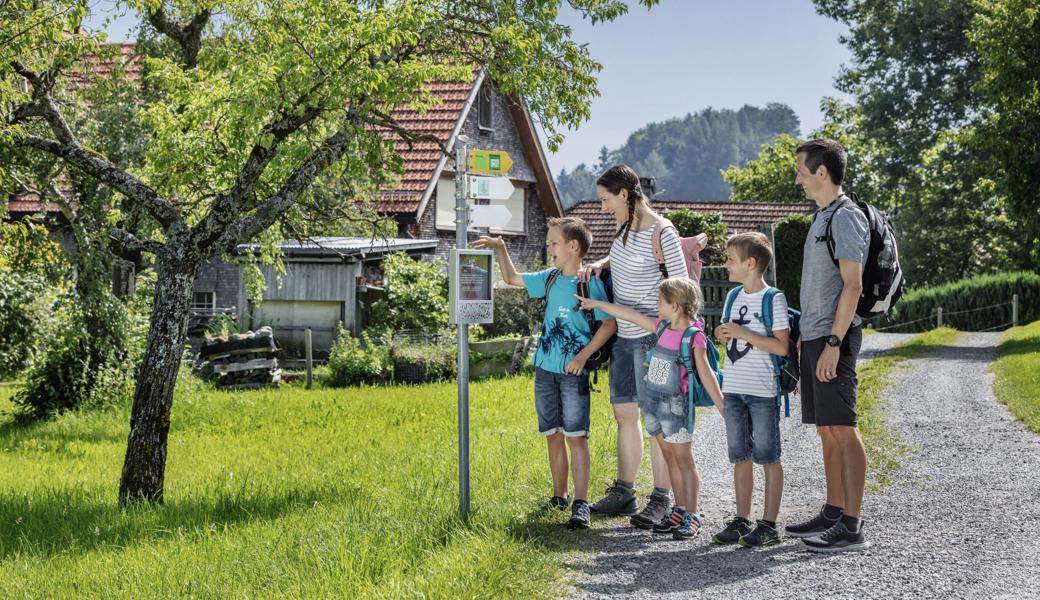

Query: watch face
[827,335,841,347]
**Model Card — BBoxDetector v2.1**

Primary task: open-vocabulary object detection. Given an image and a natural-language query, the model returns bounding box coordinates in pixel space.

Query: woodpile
[197,326,281,389]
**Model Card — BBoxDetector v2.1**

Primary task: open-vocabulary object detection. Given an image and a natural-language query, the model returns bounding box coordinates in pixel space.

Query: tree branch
[109,227,163,254]
[146,6,211,68]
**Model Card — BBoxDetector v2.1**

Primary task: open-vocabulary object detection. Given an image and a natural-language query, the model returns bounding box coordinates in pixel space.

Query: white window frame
[192,291,216,312]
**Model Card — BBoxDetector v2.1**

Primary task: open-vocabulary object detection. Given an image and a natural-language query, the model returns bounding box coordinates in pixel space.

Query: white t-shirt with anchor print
[721,287,790,398]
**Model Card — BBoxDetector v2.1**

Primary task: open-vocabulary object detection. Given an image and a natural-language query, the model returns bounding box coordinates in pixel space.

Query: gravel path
[575,332,1040,599]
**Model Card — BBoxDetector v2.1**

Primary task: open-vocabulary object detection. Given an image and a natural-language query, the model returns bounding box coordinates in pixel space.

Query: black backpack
[825,196,906,321]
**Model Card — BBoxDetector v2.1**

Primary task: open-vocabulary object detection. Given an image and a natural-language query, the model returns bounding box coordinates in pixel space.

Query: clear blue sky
[86,1,851,174]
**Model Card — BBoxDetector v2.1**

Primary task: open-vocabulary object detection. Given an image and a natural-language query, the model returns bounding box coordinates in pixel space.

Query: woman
[583,165,691,529]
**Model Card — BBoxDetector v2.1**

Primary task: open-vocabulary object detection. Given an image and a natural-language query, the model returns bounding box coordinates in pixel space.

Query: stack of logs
[197,326,281,389]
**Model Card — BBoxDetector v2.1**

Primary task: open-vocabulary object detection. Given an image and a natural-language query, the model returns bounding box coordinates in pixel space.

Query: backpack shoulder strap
[679,324,703,372]
[651,216,677,278]
[654,318,670,339]
[824,198,853,267]
[761,287,777,336]
[722,285,743,323]
[544,268,561,297]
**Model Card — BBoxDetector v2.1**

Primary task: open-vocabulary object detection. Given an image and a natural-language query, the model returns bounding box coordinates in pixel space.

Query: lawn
[992,320,1040,434]
[0,373,623,598]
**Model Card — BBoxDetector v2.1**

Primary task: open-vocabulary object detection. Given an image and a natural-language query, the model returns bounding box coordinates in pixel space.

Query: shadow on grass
[0,484,331,561]
[996,336,1040,358]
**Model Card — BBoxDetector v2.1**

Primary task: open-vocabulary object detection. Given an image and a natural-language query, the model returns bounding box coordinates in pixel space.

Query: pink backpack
[651,216,708,282]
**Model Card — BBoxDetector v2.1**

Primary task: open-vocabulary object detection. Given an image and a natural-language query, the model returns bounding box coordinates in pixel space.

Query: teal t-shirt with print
[521,269,614,374]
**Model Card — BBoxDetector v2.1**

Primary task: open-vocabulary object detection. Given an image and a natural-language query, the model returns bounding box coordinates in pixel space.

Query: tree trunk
[118,244,200,505]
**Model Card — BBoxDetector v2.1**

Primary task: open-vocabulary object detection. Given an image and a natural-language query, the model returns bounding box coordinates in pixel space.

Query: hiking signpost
[451,138,514,517]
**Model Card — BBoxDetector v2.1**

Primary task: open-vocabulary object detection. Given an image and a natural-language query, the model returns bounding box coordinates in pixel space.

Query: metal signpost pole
[454,137,471,518]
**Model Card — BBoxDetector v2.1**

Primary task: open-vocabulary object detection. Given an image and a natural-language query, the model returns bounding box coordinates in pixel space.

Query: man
[785,139,871,552]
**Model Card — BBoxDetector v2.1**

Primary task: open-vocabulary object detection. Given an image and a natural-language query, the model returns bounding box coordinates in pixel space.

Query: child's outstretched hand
[575,294,602,311]
[472,236,504,250]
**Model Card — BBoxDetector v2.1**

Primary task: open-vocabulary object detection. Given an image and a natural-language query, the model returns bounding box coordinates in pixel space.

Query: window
[477,83,493,130]
[192,291,216,312]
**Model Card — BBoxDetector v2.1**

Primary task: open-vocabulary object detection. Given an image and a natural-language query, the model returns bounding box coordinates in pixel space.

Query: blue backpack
[652,320,723,433]
[722,286,801,417]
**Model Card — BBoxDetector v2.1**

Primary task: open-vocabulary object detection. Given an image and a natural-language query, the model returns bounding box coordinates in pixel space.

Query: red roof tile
[566,199,816,261]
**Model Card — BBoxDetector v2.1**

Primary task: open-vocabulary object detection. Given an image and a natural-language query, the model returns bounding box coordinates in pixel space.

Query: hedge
[774,214,811,310]
[876,271,1040,332]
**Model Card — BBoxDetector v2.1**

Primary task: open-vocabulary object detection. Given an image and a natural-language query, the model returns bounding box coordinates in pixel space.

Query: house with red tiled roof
[566,199,816,263]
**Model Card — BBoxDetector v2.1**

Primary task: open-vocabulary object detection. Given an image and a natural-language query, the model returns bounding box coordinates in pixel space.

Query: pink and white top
[653,319,707,393]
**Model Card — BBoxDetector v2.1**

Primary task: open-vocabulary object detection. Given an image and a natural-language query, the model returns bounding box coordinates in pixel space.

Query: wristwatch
[826,335,842,348]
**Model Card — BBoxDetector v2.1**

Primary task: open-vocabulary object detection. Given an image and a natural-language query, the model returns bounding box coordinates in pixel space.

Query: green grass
[0,372,626,598]
[992,320,1040,434]
[857,327,963,488]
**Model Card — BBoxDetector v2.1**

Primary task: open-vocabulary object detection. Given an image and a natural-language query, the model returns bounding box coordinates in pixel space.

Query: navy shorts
[723,393,782,464]
[534,367,591,437]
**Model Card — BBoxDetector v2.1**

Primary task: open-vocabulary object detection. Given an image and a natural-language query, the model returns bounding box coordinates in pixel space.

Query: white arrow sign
[468,204,512,228]
[467,175,515,200]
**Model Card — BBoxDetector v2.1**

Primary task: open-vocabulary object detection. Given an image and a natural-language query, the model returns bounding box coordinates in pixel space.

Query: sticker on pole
[449,249,494,324]
[468,150,513,175]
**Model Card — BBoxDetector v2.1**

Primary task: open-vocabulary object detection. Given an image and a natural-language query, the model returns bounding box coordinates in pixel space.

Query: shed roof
[235,237,439,259]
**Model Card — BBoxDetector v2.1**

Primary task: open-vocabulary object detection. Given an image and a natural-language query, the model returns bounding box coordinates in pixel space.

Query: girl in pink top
[579,277,724,540]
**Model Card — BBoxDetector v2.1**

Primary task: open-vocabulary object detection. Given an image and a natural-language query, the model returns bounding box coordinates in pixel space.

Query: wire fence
[867,295,1021,334]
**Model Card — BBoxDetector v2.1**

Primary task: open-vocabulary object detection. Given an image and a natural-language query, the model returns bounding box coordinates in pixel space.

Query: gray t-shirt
[800,196,869,341]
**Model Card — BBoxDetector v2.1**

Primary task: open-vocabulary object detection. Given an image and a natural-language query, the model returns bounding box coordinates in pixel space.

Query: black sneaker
[651,506,684,534]
[739,520,781,548]
[544,495,571,512]
[589,481,637,516]
[803,520,869,553]
[785,506,841,538]
[630,489,672,530]
[568,500,591,530]
[712,517,754,544]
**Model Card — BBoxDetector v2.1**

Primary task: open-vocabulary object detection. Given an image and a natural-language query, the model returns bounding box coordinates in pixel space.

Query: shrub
[774,214,812,309]
[0,272,60,378]
[391,341,456,383]
[370,252,448,335]
[877,271,1040,332]
[326,327,389,387]
[477,286,542,339]
[662,209,727,266]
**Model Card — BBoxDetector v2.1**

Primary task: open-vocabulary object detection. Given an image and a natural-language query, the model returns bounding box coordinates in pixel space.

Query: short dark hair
[796,139,847,186]
[547,216,593,257]
[726,232,773,274]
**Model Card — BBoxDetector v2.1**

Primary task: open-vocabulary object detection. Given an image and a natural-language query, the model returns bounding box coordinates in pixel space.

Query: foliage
[773,214,812,310]
[391,342,456,383]
[370,252,448,335]
[556,104,799,202]
[722,133,804,204]
[326,327,389,387]
[0,221,68,284]
[993,320,1040,434]
[877,271,1040,333]
[479,286,542,338]
[662,208,726,266]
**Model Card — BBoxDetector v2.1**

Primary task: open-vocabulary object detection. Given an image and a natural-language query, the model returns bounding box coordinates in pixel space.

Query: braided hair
[597,165,646,245]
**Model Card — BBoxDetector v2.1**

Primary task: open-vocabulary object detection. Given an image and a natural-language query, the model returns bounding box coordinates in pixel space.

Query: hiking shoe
[739,520,781,548]
[712,516,754,544]
[672,511,702,540]
[589,481,637,516]
[803,520,869,553]
[785,506,841,538]
[544,495,570,512]
[630,489,672,529]
[568,500,591,530]
[651,506,684,534]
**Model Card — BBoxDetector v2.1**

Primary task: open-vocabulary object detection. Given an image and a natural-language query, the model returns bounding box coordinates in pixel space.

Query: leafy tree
[556,163,598,208]
[370,252,448,335]
[2,0,658,503]
[662,208,726,266]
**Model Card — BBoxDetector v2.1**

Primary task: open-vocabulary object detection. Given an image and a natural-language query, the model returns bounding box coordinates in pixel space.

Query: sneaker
[544,495,570,512]
[712,517,754,544]
[803,520,869,553]
[629,489,672,529]
[785,506,841,538]
[589,481,637,516]
[739,520,781,547]
[651,506,684,534]
[568,500,591,530]
[672,512,702,540]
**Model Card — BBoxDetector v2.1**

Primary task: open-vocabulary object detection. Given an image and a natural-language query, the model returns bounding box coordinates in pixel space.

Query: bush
[774,214,812,309]
[877,271,1040,332]
[370,252,448,335]
[391,341,456,383]
[477,286,542,339]
[326,327,389,387]
[662,209,727,266]
[0,272,61,378]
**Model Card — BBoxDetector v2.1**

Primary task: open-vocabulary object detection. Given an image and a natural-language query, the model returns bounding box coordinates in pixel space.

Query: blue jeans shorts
[723,393,782,464]
[608,334,655,405]
[643,391,693,444]
[534,367,591,437]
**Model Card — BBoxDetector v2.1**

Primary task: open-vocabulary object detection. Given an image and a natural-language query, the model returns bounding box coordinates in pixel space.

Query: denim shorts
[723,393,781,464]
[534,367,591,437]
[608,334,655,405]
[643,391,693,444]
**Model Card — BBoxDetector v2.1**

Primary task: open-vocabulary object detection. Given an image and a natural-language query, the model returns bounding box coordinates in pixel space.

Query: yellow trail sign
[468,150,513,174]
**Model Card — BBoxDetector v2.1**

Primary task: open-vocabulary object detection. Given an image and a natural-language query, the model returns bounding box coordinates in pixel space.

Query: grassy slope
[992,320,1040,434]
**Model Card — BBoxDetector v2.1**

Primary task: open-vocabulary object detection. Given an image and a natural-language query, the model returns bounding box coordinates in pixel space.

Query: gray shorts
[608,334,655,405]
